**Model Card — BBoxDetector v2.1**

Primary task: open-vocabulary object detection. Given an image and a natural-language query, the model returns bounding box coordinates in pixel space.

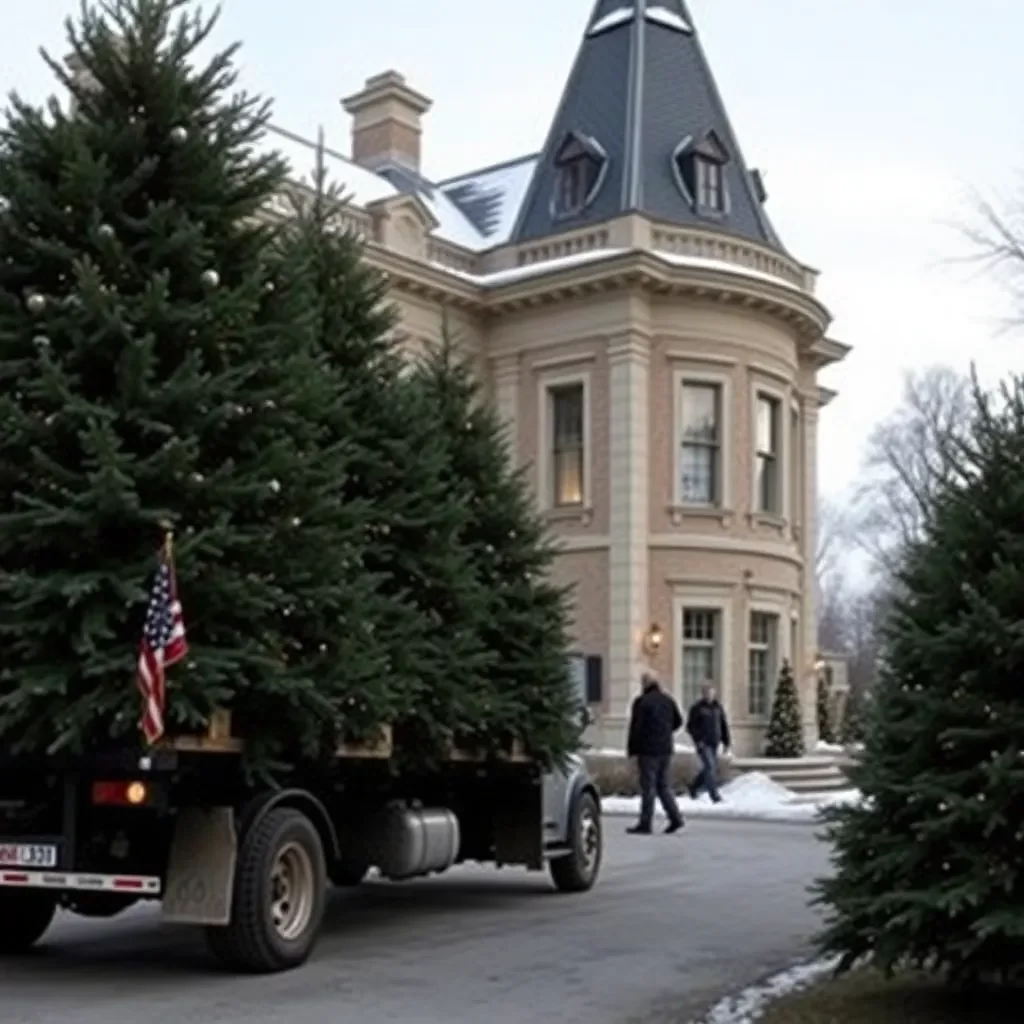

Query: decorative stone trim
[667,505,734,528]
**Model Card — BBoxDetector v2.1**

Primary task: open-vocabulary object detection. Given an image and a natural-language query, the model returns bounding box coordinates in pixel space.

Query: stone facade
[257,4,849,755]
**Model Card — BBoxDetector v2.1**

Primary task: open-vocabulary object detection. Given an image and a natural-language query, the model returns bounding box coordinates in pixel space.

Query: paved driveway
[0,819,831,1024]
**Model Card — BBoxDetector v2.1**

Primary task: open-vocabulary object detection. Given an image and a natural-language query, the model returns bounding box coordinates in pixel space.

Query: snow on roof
[263,124,397,206]
[439,155,537,248]
[646,6,693,33]
[412,184,488,250]
[433,247,802,291]
[588,5,694,37]
[589,8,634,36]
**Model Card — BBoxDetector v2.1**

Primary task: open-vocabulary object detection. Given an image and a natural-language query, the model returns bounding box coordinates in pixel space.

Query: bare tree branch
[851,364,972,574]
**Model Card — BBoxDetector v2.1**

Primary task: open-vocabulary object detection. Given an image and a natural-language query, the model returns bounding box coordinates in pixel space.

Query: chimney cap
[342,70,432,116]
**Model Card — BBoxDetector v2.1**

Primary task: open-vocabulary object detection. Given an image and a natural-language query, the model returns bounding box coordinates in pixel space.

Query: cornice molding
[363,245,833,339]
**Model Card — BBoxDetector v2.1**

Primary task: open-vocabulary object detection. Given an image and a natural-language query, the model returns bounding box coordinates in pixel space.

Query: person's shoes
[687,786,698,800]
[664,819,685,834]
[710,795,723,804]
[626,825,652,835]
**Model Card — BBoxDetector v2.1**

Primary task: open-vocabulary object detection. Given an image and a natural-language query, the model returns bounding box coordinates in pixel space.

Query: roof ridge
[439,152,540,188]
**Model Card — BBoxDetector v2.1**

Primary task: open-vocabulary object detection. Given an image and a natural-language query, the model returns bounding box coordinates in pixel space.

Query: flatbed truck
[0,718,602,973]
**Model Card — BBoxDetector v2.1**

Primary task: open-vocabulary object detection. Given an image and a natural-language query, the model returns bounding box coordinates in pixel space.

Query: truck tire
[549,790,602,894]
[206,807,327,973]
[0,890,56,954]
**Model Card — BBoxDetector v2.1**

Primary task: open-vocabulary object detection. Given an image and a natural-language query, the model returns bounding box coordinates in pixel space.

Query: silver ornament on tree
[97,223,115,240]
[200,269,220,289]
[33,335,50,350]
[25,292,47,314]
[169,125,189,145]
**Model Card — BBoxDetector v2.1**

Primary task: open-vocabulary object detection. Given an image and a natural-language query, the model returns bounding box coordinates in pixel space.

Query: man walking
[686,682,731,803]
[626,672,685,835]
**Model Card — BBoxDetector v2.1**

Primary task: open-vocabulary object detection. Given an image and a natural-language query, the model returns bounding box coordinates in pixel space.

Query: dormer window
[671,130,730,215]
[695,157,724,211]
[551,131,607,218]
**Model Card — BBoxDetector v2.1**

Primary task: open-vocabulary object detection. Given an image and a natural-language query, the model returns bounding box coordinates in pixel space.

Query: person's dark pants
[637,754,683,830]
[691,742,721,801]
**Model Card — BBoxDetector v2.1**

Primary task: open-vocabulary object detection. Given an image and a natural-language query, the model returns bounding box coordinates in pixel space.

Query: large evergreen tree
[410,332,581,765]
[0,0,386,762]
[815,377,1024,984]
[276,146,497,765]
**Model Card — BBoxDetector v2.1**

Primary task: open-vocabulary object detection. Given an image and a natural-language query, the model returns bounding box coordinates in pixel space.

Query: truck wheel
[549,791,602,894]
[206,807,327,973]
[0,890,56,954]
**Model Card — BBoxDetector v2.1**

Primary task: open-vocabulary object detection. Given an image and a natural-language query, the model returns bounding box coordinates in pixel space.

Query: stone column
[491,354,521,464]
[607,332,651,744]
[800,393,820,739]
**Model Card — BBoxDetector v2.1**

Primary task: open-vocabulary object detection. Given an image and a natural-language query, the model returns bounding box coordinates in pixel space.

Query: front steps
[731,755,851,794]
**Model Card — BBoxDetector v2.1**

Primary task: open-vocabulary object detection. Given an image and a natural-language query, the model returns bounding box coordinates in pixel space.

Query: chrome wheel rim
[578,807,600,876]
[270,841,315,941]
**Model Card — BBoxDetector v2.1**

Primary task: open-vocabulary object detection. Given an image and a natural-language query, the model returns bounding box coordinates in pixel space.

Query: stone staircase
[731,755,851,794]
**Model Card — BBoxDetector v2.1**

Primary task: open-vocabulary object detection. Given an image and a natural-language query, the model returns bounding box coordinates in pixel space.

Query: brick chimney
[342,71,432,174]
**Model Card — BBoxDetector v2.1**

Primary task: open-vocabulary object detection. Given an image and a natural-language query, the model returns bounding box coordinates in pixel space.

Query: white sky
[5,0,1022,501]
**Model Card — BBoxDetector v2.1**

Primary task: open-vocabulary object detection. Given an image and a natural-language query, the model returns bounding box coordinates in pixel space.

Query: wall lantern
[642,623,664,656]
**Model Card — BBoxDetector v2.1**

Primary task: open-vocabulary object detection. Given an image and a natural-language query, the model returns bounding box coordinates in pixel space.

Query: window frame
[550,132,609,220]
[670,131,731,214]
[672,367,732,512]
[672,591,733,713]
[747,608,780,717]
[537,370,592,512]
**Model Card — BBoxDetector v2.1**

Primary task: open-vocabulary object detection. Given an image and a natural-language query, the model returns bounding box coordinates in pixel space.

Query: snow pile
[814,740,846,754]
[697,957,841,1024]
[722,771,794,804]
[601,771,862,824]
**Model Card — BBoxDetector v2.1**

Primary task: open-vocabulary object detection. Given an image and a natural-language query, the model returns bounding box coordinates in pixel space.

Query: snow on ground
[592,742,695,756]
[696,957,841,1024]
[602,771,861,824]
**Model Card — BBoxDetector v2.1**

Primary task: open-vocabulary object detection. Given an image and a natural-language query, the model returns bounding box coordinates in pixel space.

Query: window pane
[552,385,583,449]
[750,611,769,646]
[681,383,718,443]
[755,453,777,513]
[680,443,715,504]
[683,609,716,642]
[756,396,778,454]
[682,609,719,708]
[553,450,583,506]
[682,647,714,707]
[747,650,768,715]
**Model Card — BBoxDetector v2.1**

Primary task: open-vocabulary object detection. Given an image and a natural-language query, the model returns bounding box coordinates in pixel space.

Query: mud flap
[161,807,236,926]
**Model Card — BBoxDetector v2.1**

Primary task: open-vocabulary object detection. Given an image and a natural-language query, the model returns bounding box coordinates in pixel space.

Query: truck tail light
[91,781,151,807]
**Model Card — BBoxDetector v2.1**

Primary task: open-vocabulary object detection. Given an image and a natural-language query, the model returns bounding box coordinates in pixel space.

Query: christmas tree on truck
[0,0,583,771]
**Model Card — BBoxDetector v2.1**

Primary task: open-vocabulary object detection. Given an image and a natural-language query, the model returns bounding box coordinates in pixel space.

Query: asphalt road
[1,819,831,1024]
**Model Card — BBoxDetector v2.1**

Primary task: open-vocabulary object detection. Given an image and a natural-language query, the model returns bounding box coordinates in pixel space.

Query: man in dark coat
[686,682,731,803]
[626,673,685,835]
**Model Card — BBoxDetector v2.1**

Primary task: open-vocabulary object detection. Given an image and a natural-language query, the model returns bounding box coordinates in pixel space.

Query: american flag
[136,542,188,745]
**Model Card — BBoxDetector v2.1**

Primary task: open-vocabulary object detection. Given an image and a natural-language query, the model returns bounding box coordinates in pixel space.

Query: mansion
[263,1,848,754]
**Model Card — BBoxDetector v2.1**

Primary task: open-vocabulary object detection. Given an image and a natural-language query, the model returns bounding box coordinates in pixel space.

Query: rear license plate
[0,843,58,869]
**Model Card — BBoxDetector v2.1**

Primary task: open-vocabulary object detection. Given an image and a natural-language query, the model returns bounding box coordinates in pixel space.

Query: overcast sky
[5,0,1022,500]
